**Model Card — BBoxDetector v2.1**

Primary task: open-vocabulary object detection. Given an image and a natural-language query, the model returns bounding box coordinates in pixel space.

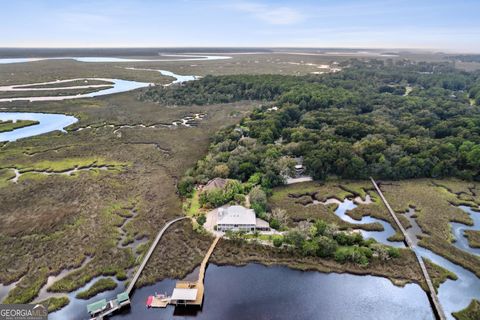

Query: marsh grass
[38,296,69,312]
[0,120,39,133]
[75,278,117,300]
[464,230,480,248]
[424,258,458,292]
[380,179,480,277]
[269,180,403,241]
[453,300,480,320]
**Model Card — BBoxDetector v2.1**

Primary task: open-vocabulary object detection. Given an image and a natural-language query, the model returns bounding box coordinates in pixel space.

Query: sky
[0,0,479,52]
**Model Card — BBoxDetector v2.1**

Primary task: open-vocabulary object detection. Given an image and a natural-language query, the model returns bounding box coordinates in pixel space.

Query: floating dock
[146,293,170,308]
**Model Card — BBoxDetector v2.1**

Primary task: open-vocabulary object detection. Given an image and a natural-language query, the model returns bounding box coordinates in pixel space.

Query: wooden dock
[149,295,170,308]
[126,216,188,295]
[171,236,220,306]
[89,216,187,319]
[370,177,446,320]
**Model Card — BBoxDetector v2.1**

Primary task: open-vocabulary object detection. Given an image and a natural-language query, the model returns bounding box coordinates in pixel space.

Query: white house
[216,205,257,232]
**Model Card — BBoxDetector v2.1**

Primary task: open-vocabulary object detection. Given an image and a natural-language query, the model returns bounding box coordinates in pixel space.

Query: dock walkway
[172,236,220,306]
[370,177,446,320]
[90,216,187,319]
[126,216,188,294]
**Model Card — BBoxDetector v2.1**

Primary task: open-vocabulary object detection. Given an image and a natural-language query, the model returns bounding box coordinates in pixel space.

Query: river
[330,197,480,319]
[2,57,479,319]
[0,54,231,64]
[113,264,433,320]
[451,205,480,255]
[0,69,196,141]
[0,78,151,102]
[0,112,78,142]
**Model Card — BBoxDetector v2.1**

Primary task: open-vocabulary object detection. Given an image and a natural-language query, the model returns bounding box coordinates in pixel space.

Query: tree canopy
[143,59,480,186]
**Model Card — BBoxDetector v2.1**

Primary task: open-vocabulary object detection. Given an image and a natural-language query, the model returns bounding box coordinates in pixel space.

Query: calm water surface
[450,206,480,255]
[0,55,231,64]
[110,264,434,320]
[0,112,78,142]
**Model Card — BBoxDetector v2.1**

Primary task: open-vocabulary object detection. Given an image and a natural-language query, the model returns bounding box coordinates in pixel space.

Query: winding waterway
[451,205,480,255]
[2,57,479,319]
[0,112,78,142]
[126,67,198,85]
[39,197,480,320]
[49,276,125,320]
[333,198,406,248]
[0,78,151,102]
[331,196,480,319]
[0,69,199,141]
[0,54,231,64]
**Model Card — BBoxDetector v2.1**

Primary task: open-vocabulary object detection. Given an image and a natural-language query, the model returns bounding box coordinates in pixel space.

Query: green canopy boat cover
[87,299,107,314]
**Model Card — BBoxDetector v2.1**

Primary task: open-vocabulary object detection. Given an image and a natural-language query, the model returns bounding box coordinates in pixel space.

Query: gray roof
[217,205,256,226]
[256,218,270,228]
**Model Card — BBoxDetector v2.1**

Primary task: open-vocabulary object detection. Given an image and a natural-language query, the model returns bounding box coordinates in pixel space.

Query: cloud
[231,2,304,25]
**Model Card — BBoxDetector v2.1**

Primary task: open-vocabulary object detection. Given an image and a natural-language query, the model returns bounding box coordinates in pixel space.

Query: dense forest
[141,59,480,189]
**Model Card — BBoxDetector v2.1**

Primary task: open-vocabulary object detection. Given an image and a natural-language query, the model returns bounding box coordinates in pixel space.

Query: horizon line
[0,46,476,55]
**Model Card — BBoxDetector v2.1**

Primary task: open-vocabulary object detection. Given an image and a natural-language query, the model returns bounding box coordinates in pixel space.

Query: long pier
[172,236,220,306]
[90,216,188,319]
[370,177,446,320]
[126,216,188,294]
[199,236,220,284]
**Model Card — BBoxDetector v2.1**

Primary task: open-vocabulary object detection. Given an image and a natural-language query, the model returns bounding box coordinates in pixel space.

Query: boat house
[170,287,199,306]
[86,291,130,319]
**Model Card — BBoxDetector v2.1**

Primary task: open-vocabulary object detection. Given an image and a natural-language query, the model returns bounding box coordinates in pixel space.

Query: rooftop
[203,177,228,192]
[117,292,129,303]
[87,299,107,314]
[171,288,198,301]
[256,218,270,229]
[217,205,256,226]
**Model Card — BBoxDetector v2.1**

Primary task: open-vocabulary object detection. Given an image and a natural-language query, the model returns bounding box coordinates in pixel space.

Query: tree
[178,176,195,197]
[313,220,328,236]
[249,186,267,214]
[302,240,319,256]
[268,208,288,227]
[316,236,338,258]
[213,164,230,178]
[284,230,306,249]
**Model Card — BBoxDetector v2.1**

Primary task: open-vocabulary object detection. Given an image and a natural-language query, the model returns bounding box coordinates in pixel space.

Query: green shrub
[387,247,401,258]
[273,236,284,247]
[269,218,280,230]
[316,236,338,258]
[196,214,207,226]
[178,176,195,197]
